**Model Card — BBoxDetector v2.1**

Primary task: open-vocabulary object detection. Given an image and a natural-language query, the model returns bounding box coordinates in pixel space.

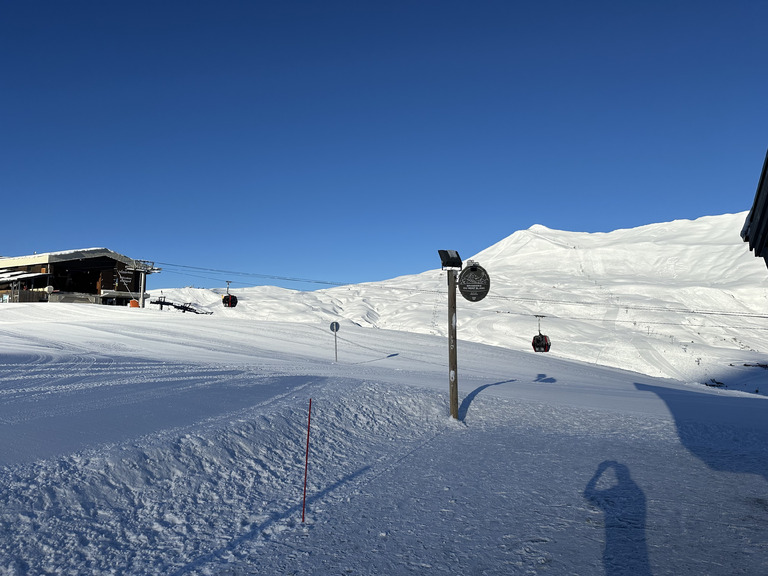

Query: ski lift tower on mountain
[742,147,768,268]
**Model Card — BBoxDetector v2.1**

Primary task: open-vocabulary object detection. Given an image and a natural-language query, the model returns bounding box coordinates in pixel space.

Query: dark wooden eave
[742,148,768,268]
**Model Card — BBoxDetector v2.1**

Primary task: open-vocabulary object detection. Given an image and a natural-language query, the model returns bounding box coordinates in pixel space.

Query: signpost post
[330,321,340,362]
[438,252,491,420]
[438,250,463,420]
[447,268,459,419]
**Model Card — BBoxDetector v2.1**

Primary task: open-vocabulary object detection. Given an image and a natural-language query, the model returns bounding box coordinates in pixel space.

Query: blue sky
[2,1,766,290]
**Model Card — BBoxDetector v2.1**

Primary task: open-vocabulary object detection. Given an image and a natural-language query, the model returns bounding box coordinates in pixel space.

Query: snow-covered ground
[1,213,767,574]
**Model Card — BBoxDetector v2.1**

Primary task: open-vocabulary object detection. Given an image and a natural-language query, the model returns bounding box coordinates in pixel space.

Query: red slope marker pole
[302,398,312,523]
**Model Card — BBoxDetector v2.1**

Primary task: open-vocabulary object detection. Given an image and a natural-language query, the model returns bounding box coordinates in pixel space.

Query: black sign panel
[330,321,340,332]
[458,263,490,302]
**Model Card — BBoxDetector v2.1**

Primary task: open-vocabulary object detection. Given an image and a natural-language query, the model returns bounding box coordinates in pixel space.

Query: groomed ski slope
[0,303,767,575]
[1,212,767,574]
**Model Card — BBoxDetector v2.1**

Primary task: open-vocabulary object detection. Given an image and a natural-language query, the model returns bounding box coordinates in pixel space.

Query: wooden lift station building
[0,248,157,306]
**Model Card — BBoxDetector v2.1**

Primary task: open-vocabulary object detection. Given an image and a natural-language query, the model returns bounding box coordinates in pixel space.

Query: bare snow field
[1,213,767,575]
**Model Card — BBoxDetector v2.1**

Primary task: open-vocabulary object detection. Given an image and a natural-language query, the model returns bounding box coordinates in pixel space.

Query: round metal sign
[458,263,490,302]
[330,321,340,332]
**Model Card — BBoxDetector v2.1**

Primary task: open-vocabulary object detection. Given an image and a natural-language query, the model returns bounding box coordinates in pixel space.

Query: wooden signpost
[438,251,491,420]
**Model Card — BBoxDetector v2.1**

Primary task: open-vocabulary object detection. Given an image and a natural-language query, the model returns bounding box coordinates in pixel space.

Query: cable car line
[494,310,768,332]
[488,293,768,320]
[153,261,768,323]
[155,262,351,288]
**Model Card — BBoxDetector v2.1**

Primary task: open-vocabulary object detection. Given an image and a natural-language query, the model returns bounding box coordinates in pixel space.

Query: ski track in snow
[1,322,767,575]
[4,373,767,576]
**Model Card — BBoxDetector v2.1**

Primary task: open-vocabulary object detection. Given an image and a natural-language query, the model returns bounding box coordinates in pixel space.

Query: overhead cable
[154,260,768,322]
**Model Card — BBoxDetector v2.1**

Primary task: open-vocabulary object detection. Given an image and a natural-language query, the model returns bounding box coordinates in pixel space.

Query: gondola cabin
[222,294,238,308]
[532,333,551,353]
[532,315,551,352]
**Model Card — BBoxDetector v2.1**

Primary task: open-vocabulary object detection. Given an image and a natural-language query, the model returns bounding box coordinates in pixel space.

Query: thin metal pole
[302,398,312,523]
[334,331,338,362]
[448,270,459,419]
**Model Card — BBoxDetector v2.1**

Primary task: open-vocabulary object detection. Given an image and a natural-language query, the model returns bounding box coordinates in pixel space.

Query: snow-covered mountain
[1,212,767,575]
[154,212,768,390]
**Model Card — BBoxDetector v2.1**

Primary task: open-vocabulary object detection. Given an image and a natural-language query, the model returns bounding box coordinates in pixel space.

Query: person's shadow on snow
[584,460,652,576]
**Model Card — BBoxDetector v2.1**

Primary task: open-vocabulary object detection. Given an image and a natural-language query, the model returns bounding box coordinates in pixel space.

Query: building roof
[742,148,768,268]
[0,270,50,283]
[0,248,152,271]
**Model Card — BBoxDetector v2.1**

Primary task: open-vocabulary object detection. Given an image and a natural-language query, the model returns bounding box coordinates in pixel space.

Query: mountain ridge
[153,212,768,388]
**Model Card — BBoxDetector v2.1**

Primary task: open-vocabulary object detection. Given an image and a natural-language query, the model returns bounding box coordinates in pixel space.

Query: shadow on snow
[635,382,768,481]
[584,460,652,576]
[458,379,516,421]
[170,466,372,576]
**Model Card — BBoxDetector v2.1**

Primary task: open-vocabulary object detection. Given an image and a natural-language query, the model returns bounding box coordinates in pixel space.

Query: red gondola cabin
[532,333,551,353]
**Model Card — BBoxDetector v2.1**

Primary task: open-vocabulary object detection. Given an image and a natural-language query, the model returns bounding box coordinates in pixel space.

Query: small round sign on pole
[329,322,340,361]
[458,262,491,302]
